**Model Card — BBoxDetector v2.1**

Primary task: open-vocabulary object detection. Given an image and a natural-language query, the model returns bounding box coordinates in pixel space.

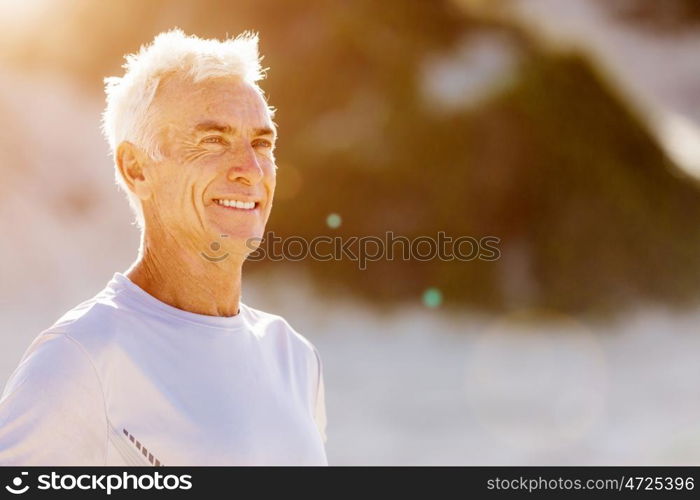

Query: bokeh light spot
[422,287,442,308]
[326,213,342,229]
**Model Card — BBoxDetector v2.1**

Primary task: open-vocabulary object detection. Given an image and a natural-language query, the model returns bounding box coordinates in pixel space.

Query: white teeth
[215,199,256,210]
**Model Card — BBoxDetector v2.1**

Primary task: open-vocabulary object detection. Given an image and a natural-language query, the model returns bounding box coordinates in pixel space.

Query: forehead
[151,74,273,132]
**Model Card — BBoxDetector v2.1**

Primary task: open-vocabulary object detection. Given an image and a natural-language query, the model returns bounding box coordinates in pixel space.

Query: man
[0,29,328,466]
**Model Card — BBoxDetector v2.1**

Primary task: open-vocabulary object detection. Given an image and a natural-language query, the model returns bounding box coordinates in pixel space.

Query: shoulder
[241,302,321,360]
[42,290,124,354]
[50,290,120,332]
[4,285,126,398]
[240,304,325,418]
[242,303,312,345]
[2,331,102,401]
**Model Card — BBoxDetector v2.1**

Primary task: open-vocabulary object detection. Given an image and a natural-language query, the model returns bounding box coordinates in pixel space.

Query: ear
[116,141,152,201]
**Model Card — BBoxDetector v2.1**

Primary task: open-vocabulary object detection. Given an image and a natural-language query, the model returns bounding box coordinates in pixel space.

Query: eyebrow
[193,121,276,138]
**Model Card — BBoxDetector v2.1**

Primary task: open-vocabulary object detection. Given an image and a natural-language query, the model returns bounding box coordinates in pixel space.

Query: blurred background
[1,0,700,464]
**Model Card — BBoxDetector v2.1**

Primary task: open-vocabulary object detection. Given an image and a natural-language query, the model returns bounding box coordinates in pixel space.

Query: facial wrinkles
[149,77,274,246]
[181,133,220,163]
[156,127,218,241]
[149,190,195,252]
[181,137,216,236]
[182,168,209,246]
[144,168,203,256]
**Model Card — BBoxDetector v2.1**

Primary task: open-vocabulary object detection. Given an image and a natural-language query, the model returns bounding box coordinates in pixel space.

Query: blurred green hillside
[7,0,700,316]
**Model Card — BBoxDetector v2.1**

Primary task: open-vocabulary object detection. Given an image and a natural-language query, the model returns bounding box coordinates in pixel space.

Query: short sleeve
[312,346,327,444]
[0,332,108,465]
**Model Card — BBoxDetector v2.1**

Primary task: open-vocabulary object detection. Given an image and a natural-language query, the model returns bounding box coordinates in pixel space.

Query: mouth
[211,198,261,212]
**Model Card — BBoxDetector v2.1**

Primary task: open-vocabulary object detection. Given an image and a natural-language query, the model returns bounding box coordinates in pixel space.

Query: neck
[125,229,244,317]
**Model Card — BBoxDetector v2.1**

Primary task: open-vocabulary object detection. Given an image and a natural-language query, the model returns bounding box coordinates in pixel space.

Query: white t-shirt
[0,273,328,466]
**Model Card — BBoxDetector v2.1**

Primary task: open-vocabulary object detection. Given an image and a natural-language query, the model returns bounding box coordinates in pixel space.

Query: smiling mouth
[212,198,260,211]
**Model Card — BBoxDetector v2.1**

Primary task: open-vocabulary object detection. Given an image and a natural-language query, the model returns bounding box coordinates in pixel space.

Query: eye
[201,135,227,145]
[252,138,273,149]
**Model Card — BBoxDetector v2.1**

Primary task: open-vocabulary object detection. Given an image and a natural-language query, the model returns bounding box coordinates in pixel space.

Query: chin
[209,223,263,246]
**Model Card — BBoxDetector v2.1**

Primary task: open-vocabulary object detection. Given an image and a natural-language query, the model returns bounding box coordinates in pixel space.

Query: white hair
[100,27,269,228]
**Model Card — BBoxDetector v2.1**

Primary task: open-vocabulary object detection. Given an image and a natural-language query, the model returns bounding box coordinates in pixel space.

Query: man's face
[141,74,276,256]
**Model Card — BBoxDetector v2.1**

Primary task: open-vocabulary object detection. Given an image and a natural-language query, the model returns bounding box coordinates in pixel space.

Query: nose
[226,143,263,186]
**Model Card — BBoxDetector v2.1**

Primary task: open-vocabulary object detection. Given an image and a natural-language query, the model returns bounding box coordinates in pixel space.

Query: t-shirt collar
[108,272,248,331]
